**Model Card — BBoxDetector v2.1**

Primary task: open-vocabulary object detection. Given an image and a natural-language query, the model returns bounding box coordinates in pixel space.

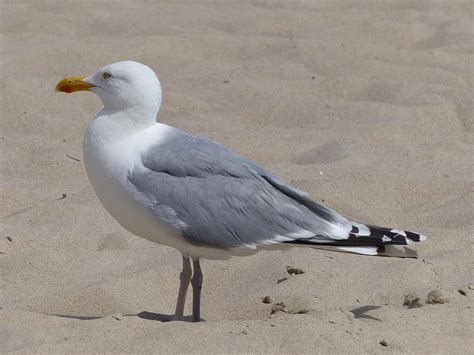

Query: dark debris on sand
[286,266,305,275]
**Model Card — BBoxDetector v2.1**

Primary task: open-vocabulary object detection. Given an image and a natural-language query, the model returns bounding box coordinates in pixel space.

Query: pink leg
[174,254,191,321]
[191,258,203,322]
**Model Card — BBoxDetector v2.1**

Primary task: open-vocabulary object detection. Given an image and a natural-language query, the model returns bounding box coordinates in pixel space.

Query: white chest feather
[82,118,180,246]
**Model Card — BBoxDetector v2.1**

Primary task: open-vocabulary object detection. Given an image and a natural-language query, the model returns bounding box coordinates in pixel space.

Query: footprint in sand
[28,287,126,319]
[97,233,128,251]
[355,81,402,105]
[295,140,348,166]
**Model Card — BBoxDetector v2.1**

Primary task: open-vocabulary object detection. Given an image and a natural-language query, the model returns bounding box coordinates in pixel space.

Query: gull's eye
[103,72,112,80]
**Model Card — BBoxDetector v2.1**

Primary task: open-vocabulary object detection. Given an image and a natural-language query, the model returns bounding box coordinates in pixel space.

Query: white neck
[87,105,158,144]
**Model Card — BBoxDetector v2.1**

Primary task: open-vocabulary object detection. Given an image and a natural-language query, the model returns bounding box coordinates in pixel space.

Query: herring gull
[55,61,426,322]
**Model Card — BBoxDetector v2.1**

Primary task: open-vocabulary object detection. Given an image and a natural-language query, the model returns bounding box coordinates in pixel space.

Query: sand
[1,0,473,353]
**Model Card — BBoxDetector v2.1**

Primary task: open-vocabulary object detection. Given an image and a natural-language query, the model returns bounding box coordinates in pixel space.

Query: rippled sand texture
[1,1,473,353]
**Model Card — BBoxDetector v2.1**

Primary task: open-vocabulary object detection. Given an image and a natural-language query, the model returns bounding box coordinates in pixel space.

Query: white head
[56,60,162,118]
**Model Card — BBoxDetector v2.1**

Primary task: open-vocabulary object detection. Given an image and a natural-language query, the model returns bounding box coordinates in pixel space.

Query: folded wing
[127,129,425,255]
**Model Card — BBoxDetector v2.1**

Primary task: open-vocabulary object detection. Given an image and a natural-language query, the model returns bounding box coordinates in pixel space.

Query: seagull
[56,61,426,322]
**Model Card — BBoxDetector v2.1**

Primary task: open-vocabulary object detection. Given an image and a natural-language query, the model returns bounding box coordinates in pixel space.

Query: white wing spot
[391,229,407,237]
[353,223,370,236]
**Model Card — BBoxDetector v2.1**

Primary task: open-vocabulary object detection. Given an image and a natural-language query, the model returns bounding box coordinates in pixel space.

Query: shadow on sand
[47,311,202,323]
[350,305,382,321]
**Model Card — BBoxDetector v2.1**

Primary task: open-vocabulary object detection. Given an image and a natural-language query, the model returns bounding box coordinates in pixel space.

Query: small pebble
[403,294,423,309]
[223,80,229,84]
[262,296,272,304]
[458,289,467,296]
[426,290,448,304]
[286,266,305,275]
[6,236,13,242]
[379,340,388,347]
[468,284,474,290]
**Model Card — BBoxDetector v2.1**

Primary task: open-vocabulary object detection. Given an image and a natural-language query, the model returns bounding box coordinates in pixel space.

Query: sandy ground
[1,0,473,353]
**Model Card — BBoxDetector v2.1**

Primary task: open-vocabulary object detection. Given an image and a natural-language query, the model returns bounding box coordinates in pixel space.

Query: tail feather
[285,224,426,258]
[346,224,426,246]
[377,245,419,258]
[306,244,419,258]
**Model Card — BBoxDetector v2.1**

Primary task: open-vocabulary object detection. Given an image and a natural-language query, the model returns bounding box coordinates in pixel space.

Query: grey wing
[128,130,354,249]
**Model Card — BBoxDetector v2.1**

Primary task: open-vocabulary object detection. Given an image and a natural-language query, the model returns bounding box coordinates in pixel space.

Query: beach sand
[1,0,473,353]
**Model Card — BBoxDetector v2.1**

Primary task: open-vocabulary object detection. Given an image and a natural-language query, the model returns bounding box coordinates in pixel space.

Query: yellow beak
[55,76,95,93]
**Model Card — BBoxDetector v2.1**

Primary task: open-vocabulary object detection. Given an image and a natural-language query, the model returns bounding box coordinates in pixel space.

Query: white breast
[82,118,181,247]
